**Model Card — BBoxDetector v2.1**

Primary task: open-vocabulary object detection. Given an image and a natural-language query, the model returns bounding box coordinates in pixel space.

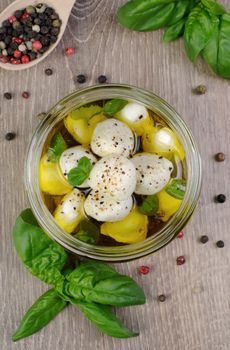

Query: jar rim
[25,83,202,262]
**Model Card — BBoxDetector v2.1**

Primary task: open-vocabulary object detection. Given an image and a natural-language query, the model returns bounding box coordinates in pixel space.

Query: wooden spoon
[0,0,76,71]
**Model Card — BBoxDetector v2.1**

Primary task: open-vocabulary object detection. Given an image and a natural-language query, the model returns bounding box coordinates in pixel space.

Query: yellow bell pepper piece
[64,105,106,145]
[39,154,71,195]
[142,126,185,160]
[101,207,148,244]
[54,189,85,234]
[156,189,182,222]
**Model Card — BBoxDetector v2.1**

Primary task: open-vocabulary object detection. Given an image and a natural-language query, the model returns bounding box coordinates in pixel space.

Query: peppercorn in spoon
[0,0,76,70]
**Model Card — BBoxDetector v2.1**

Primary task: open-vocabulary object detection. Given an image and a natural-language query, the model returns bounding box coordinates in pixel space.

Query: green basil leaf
[203,13,230,79]
[67,156,93,187]
[117,1,177,32]
[165,179,186,200]
[12,209,68,285]
[163,17,187,42]
[57,261,146,306]
[76,301,138,338]
[74,220,100,244]
[103,99,128,117]
[166,0,191,26]
[47,133,67,163]
[184,4,219,61]
[139,195,159,215]
[70,105,102,121]
[201,0,226,16]
[12,289,67,342]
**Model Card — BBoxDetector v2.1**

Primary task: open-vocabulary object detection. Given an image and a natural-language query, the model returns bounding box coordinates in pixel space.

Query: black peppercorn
[14,10,23,19]
[5,132,16,140]
[200,235,209,244]
[4,92,12,100]
[157,294,166,302]
[98,75,107,84]
[40,26,49,34]
[45,68,53,76]
[216,240,224,248]
[215,152,225,162]
[76,74,86,84]
[50,36,57,44]
[215,194,226,203]
[2,20,11,28]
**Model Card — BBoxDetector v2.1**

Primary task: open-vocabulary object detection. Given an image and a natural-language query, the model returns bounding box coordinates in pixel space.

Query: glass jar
[25,84,202,262]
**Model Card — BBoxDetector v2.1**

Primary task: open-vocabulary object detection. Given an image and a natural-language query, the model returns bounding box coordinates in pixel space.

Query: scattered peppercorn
[157,294,166,302]
[177,231,184,239]
[45,68,53,76]
[215,152,225,162]
[176,256,185,265]
[215,194,226,203]
[22,91,30,99]
[36,112,46,119]
[138,265,150,275]
[5,132,16,140]
[65,47,75,56]
[98,75,107,84]
[216,240,224,248]
[4,92,12,100]
[76,74,86,84]
[200,235,209,244]
[194,85,207,94]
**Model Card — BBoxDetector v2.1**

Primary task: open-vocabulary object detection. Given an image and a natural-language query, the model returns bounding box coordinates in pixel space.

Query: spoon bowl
[0,0,75,70]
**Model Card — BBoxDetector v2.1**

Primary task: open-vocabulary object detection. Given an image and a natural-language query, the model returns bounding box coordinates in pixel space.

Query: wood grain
[1,1,230,349]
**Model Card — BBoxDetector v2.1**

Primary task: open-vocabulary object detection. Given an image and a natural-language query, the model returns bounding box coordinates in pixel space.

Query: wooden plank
[1,1,230,349]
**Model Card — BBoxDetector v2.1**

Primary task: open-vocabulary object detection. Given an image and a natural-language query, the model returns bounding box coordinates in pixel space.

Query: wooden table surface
[1,1,230,349]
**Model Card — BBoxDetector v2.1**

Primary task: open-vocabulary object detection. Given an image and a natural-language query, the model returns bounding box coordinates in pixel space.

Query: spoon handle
[52,0,76,19]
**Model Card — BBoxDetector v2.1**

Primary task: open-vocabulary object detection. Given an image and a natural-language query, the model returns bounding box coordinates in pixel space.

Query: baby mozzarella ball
[90,118,135,157]
[88,155,137,201]
[84,190,134,222]
[131,153,173,195]
[59,146,97,188]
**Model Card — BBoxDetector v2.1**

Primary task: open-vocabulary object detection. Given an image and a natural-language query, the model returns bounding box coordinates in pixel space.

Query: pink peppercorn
[176,256,185,265]
[13,37,24,45]
[8,15,17,23]
[21,55,30,64]
[65,47,75,56]
[21,12,30,20]
[13,50,22,59]
[32,41,42,51]
[138,265,150,275]
[10,58,20,64]
[22,91,30,99]
[177,231,184,239]
[0,55,9,63]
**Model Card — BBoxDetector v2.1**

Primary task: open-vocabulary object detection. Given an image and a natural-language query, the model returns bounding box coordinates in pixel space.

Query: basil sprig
[103,99,128,117]
[67,156,93,187]
[139,195,159,216]
[12,209,145,341]
[74,219,100,244]
[117,0,230,79]
[47,132,67,163]
[165,179,186,200]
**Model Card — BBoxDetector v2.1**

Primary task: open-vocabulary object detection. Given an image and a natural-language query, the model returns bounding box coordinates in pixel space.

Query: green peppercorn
[52,19,62,28]
[194,85,207,95]
[26,6,36,14]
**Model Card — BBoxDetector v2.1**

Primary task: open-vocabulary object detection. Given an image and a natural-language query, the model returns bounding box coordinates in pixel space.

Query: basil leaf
[163,17,187,42]
[47,133,67,163]
[76,301,138,338]
[57,261,146,307]
[67,156,93,187]
[70,105,102,121]
[203,13,230,79]
[12,289,67,342]
[74,220,100,244]
[103,99,128,117]
[117,1,177,32]
[139,195,159,215]
[166,0,191,26]
[165,179,186,200]
[184,4,219,61]
[201,0,226,16]
[12,209,68,285]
